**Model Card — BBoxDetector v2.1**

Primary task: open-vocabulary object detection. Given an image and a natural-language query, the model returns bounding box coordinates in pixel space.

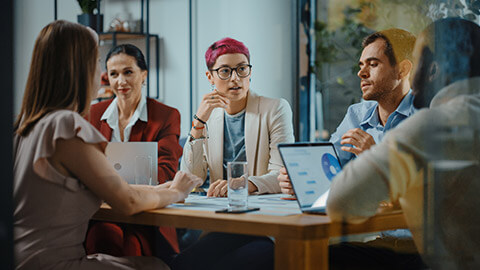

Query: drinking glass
[227,161,248,209]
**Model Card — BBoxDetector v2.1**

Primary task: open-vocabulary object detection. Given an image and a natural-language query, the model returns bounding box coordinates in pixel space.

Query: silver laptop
[105,142,158,185]
[278,142,342,214]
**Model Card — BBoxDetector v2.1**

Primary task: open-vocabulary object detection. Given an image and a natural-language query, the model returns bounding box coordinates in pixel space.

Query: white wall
[14,0,79,116]
[100,0,191,134]
[14,0,294,137]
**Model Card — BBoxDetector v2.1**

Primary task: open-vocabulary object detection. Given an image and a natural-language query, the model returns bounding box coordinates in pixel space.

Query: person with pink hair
[174,37,294,270]
[181,37,294,197]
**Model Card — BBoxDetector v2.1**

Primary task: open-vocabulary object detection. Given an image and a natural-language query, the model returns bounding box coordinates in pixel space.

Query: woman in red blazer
[86,44,183,264]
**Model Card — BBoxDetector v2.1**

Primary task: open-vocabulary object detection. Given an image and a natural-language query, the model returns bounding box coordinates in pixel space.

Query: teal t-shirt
[222,110,247,178]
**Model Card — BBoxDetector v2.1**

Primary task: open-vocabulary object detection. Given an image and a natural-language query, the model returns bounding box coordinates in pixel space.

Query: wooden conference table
[93,198,407,270]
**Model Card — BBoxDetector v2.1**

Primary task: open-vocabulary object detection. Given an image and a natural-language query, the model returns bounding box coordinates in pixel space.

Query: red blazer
[88,98,182,253]
[89,98,183,183]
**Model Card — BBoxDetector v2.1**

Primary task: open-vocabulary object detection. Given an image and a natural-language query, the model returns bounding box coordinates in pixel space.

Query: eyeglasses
[209,64,252,80]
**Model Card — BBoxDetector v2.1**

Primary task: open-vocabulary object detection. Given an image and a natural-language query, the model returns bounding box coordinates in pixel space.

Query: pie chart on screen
[321,153,341,180]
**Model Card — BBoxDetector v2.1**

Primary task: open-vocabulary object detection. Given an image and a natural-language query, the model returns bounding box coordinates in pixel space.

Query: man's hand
[340,128,376,155]
[277,167,294,195]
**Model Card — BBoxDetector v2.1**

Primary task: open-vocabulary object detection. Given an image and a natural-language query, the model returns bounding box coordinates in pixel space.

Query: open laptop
[105,142,158,185]
[278,142,342,214]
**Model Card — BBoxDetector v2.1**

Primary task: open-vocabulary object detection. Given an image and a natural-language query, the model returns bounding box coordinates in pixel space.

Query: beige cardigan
[181,91,295,194]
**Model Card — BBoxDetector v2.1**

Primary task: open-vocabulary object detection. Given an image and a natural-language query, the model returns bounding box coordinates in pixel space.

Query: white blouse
[100,96,148,142]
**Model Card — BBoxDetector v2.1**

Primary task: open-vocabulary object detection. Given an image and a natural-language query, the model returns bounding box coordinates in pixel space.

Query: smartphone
[215,207,260,214]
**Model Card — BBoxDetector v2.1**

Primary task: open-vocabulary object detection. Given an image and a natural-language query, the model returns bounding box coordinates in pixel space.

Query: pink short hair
[205,37,250,69]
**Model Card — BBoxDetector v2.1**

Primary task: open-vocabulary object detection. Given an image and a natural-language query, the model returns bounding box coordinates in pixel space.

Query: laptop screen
[278,142,342,209]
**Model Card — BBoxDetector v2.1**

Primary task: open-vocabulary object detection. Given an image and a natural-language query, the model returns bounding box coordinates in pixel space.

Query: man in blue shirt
[278,29,426,269]
[279,28,417,193]
[330,28,417,167]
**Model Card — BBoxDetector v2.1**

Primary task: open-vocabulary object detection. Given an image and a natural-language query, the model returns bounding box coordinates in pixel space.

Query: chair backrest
[178,136,187,170]
[176,136,210,187]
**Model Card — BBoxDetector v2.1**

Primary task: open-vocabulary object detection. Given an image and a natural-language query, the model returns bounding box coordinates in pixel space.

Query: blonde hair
[15,20,98,136]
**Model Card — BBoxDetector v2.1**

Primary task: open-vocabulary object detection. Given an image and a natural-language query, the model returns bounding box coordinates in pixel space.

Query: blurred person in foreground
[327,17,480,270]
[13,20,202,270]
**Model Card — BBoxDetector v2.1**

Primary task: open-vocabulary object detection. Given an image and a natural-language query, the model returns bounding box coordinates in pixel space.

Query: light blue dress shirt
[329,90,416,239]
[329,90,417,167]
[222,110,247,179]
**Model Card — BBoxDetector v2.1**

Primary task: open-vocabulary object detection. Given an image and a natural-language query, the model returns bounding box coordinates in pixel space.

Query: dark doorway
[0,0,14,268]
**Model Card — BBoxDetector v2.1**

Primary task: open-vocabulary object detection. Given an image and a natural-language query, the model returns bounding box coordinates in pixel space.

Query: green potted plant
[77,0,103,32]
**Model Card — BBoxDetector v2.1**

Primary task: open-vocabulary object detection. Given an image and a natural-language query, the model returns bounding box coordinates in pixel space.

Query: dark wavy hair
[105,44,148,71]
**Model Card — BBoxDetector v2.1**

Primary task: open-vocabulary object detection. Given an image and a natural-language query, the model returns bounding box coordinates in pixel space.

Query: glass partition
[302,0,480,140]
[309,1,480,269]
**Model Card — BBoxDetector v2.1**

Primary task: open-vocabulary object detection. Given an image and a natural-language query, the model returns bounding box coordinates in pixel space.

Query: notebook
[278,142,342,214]
[105,142,158,185]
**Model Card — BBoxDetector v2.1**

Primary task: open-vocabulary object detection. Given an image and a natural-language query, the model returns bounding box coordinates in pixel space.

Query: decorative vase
[77,13,104,32]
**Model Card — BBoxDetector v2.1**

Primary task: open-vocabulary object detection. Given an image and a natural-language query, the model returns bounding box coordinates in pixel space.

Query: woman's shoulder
[37,110,103,139]
[147,98,180,114]
[146,98,180,126]
[250,91,291,111]
[90,99,114,112]
[41,109,87,125]
[89,99,114,122]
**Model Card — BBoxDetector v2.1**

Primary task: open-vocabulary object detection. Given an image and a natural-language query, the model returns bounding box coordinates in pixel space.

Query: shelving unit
[54,0,160,99]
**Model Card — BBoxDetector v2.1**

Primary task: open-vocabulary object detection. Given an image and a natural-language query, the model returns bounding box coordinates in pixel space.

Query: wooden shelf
[99,32,159,41]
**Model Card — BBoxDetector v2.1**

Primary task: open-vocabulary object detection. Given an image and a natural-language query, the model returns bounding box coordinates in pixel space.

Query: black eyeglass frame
[209,64,253,80]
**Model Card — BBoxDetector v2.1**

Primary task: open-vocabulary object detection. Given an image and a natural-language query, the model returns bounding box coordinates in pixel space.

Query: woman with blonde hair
[13,20,201,270]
